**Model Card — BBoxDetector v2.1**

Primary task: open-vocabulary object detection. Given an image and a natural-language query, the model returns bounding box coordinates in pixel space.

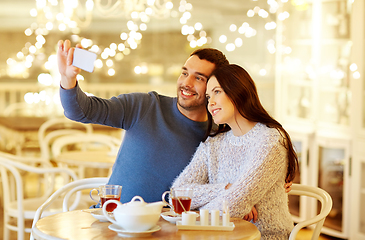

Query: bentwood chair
[0,154,78,240]
[38,117,93,163]
[0,151,53,201]
[288,184,333,240]
[51,133,121,178]
[31,177,109,240]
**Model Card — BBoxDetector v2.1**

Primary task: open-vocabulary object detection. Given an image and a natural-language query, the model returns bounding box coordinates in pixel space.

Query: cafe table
[0,116,121,155]
[54,150,116,178]
[0,116,48,154]
[32,209,261,240]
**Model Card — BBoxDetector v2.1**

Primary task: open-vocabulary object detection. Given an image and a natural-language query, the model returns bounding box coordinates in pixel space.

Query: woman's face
[206,76,236,125]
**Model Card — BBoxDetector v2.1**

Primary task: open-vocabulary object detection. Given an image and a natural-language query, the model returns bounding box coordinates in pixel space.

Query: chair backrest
[0,151,54,199]
[51,133,121,158]
[31,177,108,240]
[288,184,333,240]
[0,153,78,240]
[38,117,93,161]
[40,129,85,161]
[0,153,78,203]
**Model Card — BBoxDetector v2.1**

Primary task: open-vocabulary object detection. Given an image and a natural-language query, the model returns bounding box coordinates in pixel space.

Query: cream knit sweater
[171,122,294,239]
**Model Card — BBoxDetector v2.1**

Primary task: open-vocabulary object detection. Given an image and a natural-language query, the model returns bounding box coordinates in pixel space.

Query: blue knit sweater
[60,83,208,203]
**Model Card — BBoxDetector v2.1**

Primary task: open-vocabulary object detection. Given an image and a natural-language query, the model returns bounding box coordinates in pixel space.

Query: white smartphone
[72,48,97,73]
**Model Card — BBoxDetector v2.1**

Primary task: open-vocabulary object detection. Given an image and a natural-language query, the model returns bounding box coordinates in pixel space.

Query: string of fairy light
[4,0,298,110]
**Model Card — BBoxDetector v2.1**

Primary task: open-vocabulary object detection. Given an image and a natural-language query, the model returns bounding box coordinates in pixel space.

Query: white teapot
[102,195,166,232]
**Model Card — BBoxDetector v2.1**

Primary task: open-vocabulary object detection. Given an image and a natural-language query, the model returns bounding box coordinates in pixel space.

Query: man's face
[176,55,216,112]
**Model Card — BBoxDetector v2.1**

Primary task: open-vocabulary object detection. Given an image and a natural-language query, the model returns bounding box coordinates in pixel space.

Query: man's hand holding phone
[57,40,97,89]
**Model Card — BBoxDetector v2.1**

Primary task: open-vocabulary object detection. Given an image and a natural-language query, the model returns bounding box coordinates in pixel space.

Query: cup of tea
[90,185,122,212]
[162,187,193,215]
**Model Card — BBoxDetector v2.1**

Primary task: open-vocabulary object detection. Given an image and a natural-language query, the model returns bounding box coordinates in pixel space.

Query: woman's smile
[211,108,221,116]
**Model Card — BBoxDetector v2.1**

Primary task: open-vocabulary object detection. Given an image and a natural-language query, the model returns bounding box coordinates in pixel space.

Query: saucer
[160,211,181,224]
[161,211,199,224]
[88,209,113,222]
[108,224,161,237]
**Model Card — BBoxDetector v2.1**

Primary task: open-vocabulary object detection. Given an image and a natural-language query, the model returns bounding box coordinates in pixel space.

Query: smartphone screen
[72,48,97,73]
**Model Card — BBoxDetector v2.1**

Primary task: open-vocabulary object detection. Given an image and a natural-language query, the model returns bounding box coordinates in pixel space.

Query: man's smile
[180,88,196,98]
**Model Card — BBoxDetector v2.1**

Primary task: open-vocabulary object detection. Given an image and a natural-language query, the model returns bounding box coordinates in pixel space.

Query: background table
[55,150,116,178]
[55,151,116,168]
[0,116,47,154]
[32,209,261,240]
[0,116,121,154]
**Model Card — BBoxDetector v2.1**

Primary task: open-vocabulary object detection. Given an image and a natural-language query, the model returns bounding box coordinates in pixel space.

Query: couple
[58,40,298,239]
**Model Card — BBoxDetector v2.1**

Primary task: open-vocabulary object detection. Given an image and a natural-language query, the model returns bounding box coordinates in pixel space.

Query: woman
[171,64,298,239]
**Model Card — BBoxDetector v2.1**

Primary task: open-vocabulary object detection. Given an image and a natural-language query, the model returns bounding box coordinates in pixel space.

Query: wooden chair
[0,153,79,240]
[289,184,333,240]
[31,177,109,240]
[37,117,93,163]
[51,133,121,178]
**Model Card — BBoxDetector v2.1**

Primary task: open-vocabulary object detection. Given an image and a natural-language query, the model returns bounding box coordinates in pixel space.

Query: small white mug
[182,211,197,225]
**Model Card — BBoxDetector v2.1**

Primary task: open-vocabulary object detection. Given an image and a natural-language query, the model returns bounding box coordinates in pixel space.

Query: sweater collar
[228,122,262,146]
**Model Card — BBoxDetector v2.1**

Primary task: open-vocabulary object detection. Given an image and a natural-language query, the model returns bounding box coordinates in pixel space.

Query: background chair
[31,177,109,240]
[288,183,333,240]
[0,153,79,240]
[0,151,53,201]
[38,117,93,163]
[51,133,121,178]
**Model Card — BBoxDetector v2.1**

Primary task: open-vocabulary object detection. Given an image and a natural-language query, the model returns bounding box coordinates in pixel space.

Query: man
[57,39,229,203]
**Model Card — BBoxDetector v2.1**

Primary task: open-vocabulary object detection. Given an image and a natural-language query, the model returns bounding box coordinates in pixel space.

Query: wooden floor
[0,168,342,240]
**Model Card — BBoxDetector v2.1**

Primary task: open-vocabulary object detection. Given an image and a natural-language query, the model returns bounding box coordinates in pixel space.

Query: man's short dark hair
[190,48,229,70]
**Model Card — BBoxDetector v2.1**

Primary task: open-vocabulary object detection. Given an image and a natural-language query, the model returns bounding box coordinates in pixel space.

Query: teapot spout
[148,201,166,207]
[147,201,166,212]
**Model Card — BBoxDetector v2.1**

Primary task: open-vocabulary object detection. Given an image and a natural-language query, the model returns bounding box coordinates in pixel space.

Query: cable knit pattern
[172,123,293,239]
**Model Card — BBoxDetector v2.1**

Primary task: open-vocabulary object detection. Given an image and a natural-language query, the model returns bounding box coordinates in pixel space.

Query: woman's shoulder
[253,123,284,146]
[256,122,281,136]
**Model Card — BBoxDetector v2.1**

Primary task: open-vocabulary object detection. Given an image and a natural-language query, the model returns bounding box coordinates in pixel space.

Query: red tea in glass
[171,196,192,214]
[101,195,121,212]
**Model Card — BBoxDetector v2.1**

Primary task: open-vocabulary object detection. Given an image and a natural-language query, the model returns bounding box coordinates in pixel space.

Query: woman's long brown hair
[205,64,298,183]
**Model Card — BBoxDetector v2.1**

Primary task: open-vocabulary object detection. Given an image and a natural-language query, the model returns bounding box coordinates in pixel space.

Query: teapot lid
[126,196,147,207]
[116,196,165,215]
